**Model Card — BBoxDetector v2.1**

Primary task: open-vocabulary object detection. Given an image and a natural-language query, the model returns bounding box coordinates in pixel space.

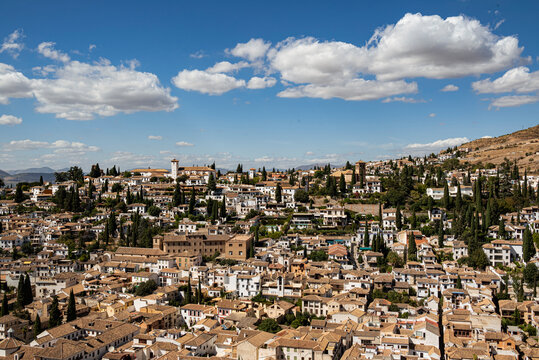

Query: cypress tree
[185,274,193,304]
[197,280,202,304]
[39,176,44,185]
[172,182,182,207]
[14,184,24,203]
[339,174,346,195]
[408,237,417,261]
[67,289,77,321]
[24,273,33,305]
[396,205,402,230]
[438,224,444,248]
[49,295,61,328]
[188,188,196,215]
[16,276,24,309]
[523,228,535,263]
[443,182,450,209]
[364,223,370,248]
[275,183,282,203]
[33,314,42,338]
[1,293,8,316]
[220,200,227,219]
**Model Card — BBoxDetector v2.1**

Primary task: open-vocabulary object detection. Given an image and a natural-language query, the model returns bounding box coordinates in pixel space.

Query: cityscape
[1,1,539,360]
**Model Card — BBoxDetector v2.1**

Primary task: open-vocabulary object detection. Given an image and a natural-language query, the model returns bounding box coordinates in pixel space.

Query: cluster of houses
[0,156,538,360]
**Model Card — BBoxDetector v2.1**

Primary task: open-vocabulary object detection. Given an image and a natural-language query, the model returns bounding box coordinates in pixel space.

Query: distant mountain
[458,124,539,173]
[0,169,10,178]
[7,167,57,175]
[1,173,56,186]
[295,163,345,171]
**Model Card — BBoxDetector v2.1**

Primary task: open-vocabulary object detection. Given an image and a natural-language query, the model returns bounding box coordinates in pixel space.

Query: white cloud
[0,30,24,58]
[4,139,99,153]
[2,51,178,120]
[89,44,96,52]
[488,95,539,108]
[108,151,156,167]
[227,38,271,61]
[441,84,459,92]
[206,61,249,73]
[494,19,505,30]
[172,69,245,95]
[172,13,525,102]
[148,135,162,140]
[0,63,33,104]
[37,42,70,63]
[189,50,206,59]
[305,151,315,156]
[278,78,417,101]
[472,67,539,94]
[176,141,194,147]
[381,96,426,103]
[429,113,436,117]
[31,59,178,120]
[32,65,56,76]
[0,114,22,125]
[404,137,469,154]
[366,13,523,80]
[247,76,277,89]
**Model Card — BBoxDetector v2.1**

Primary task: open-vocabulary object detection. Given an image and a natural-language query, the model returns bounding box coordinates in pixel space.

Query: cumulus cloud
[227,38,271,61]
[404,137,469,154]
[278,78,417,101]
[37,42,70,62]
[441,84,459,92]
[0,63,33,104]
[381,96,426,103]
[189,50,206,59]
[0,114,22,125]
[1,46,178,120]
[472,67,539,108]
[176,141,194,147]
[4,139,99,153]
[366,13,523,80]
[488,95,539,108]
[472,67,539,94]
[247,76,277,89]
[206,61,249,73]
[31,59,178,120]
[148,135,162,140]
[172,69,245,95]
[172,13,526,102]
[0,30,24,58]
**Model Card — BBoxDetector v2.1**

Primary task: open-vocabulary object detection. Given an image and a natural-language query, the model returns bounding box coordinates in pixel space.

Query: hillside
[0,173,56,186]
[458,124,539,174]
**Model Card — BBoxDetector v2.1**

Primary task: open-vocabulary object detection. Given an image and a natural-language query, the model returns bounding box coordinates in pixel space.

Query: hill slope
[458,124,539,173]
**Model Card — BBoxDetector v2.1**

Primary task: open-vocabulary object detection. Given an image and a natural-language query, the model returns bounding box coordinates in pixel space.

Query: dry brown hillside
[458,124,539,174]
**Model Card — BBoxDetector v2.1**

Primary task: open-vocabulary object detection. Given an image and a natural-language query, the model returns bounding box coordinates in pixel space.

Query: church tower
[171,159,179,181]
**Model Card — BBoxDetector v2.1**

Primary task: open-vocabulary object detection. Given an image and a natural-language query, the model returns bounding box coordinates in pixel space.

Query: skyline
[1,0,539,171]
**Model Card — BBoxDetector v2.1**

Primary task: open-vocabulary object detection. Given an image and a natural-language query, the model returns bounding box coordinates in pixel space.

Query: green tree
[396,205,402,230]
[16,275,24,309]
[14,184,25,203]
[363,223,370,248]
[172,182,182,207]
[135,280,158,297]
[523,228,535,263]
[67,289,77,322]
[339,174,346,195]
[408,237,417,262]
[207,173,217,192]
[456,275,462,289]
[33,314,42,338]
[275,183,282,203]
[443,182,450,209]
[24,273,33,306]
[257,318,282,333]
[188,188,196,215]
[1,293,8,316]
[294,189,309,203]
[49,295,62,328]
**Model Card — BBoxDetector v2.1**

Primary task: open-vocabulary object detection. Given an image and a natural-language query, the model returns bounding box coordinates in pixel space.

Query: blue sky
[0,0,538,171]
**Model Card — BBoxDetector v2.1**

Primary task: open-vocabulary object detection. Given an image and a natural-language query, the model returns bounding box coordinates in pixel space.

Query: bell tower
[171,159,179,181]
